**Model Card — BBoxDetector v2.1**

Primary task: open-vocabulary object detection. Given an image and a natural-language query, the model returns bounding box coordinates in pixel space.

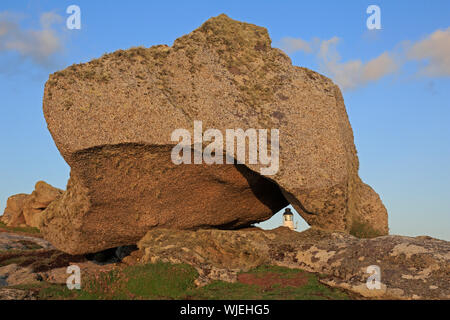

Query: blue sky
[0,0,449,239]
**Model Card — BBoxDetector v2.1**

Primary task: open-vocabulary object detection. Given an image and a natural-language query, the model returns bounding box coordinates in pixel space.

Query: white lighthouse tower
[282,208,297,230]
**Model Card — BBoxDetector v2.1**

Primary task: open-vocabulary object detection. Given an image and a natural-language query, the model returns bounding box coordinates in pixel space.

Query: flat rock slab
[0,232,54,251]
[138,227,450,300]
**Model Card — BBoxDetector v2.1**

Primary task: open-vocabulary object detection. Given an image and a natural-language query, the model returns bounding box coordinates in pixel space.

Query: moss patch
[350,220,384,239]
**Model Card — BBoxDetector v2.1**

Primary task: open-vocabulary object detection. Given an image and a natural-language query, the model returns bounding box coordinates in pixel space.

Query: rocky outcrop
[41,14,388,254]
[23,181,63,228]
[1,194,29,227]
[1,181,62,228]
[137,227,450,299]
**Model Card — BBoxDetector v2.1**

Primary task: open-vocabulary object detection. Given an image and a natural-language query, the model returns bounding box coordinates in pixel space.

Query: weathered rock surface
[23,181,63,228]
[0,232,53,251]
[137,228,450,299]
[0,288,36,300]
[1,194,29,227]
[42,14,387,254]
[0,236,123,292]
[0,264,40,287]
[1,181,62,228]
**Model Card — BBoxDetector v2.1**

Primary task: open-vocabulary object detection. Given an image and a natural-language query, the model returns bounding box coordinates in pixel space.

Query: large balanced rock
[41,14,387,254]
[138,227,450,299]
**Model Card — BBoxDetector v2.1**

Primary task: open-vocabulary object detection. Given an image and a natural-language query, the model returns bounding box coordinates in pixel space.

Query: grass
[0,221,40,235]
[7,283,75,300]
[244,265,299,276]
[194,265,350,300]
[75,262,198,300]
[16,263,351,300]
[125,263,197,299]
[350,220,384,239]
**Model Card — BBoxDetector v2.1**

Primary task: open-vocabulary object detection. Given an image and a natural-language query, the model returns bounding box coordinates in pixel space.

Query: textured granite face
[41,14,388,254]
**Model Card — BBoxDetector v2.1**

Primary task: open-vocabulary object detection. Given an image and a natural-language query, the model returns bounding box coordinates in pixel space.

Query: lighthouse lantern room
[282,208,296,230]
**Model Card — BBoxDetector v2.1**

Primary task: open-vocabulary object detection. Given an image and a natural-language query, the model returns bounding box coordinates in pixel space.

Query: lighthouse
[282,208,296,230]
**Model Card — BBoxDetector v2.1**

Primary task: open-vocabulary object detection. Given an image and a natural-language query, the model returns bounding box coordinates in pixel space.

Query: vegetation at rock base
[8,262,351,300]
[194,265,350,300]
[350,220,385,239]
[0,221,40,235]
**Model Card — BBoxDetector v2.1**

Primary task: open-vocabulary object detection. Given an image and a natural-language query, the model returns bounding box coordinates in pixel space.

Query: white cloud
[362,52,398,82]
[281,36,398,90]
[317,36,340,61]
[40,11,63,29]
[407,27,450,77]
[0,11,64,67]
[279,27,450,90]
[322,50,398,90]
[279,37,312,54]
